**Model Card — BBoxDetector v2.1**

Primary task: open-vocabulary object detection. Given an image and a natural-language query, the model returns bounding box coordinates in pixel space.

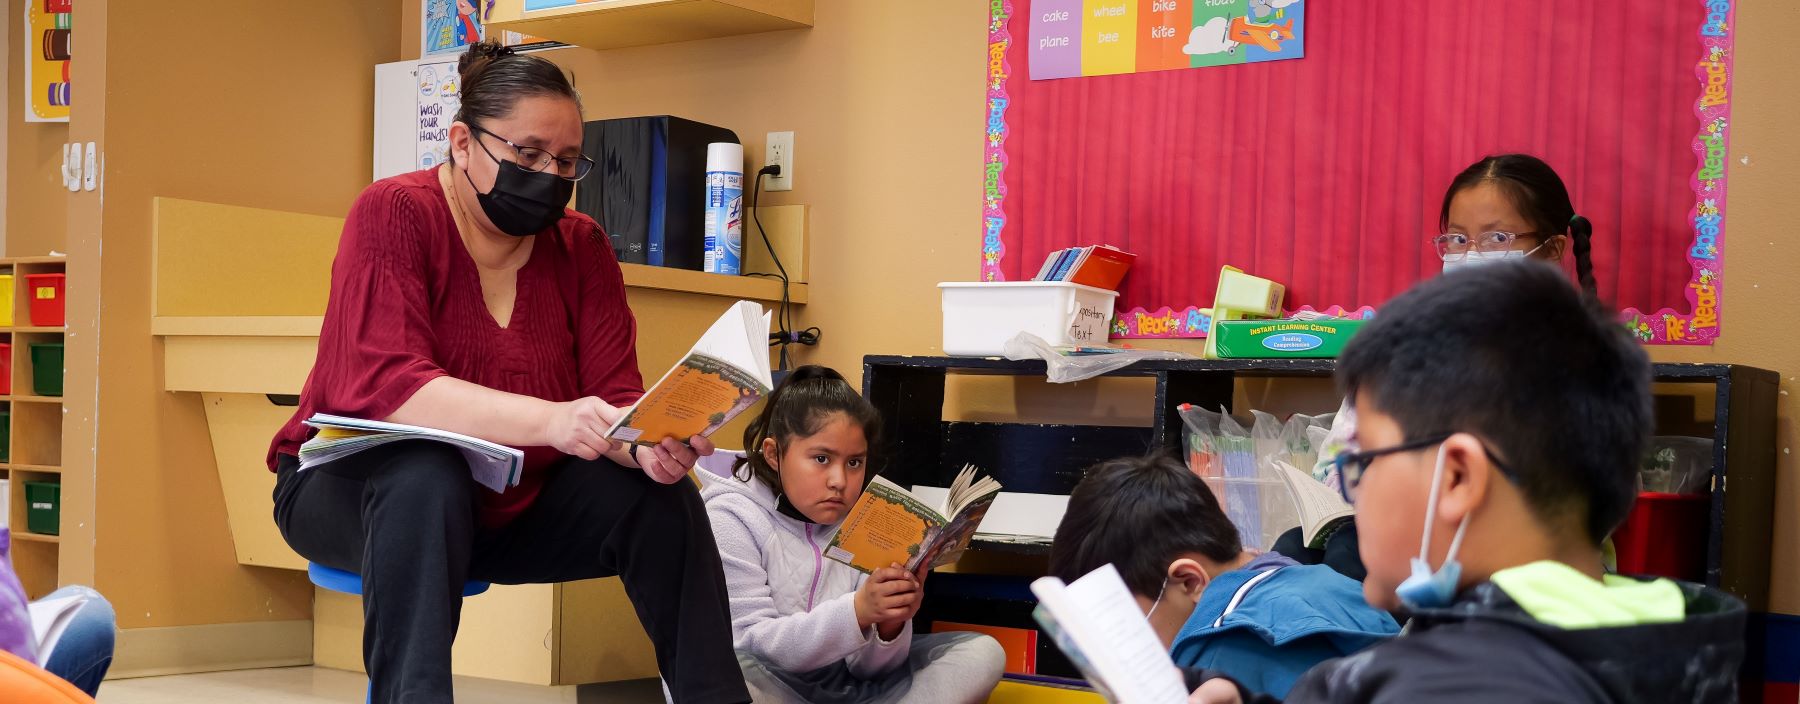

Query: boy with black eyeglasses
[1188,261,1745,704]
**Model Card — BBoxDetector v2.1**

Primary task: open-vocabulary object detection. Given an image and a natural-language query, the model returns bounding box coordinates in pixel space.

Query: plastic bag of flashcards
[1002,332,1195,384]
[1181,404,1222,485]
[1640,436,1712,495]
[1278,411,1334,478]
[1188,408,1290,551]
[1311,397,1357,493]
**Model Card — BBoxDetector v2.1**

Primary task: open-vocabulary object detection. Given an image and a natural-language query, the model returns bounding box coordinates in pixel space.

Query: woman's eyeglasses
[469,124,595,181]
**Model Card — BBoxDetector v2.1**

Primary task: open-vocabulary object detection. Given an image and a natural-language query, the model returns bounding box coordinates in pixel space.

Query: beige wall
[536,0,988,377]
[83,1,402,629]
[6,0,66,257]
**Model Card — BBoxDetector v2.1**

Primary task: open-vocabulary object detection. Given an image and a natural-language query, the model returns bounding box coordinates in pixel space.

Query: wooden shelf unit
[619,262,806,303]
[865,355,1780,681]
[0,257,66,599]
[486,0,811,52]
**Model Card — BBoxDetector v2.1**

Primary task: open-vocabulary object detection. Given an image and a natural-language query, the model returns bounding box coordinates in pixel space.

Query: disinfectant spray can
[703,142,745,275]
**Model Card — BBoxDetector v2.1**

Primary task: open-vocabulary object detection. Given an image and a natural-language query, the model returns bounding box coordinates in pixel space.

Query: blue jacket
[1171,562,1398,698]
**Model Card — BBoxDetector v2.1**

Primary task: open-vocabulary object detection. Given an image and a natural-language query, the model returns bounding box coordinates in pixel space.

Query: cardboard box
[1212,319,1368,359]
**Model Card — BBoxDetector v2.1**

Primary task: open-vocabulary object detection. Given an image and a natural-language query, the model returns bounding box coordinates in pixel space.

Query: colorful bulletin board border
[1109,305,1374,338]
[982,0,1735,344]
[1621,1,1734,345]
[981,0,1013,281]
[25,1,71,123]
[1029,0,1304,80]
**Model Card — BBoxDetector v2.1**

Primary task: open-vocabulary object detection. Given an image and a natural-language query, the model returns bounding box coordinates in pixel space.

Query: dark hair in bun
[734,365,883,489]
[452,40,579,134]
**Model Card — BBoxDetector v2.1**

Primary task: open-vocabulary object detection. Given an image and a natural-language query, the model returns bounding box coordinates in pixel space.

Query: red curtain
[998,0,1703,314]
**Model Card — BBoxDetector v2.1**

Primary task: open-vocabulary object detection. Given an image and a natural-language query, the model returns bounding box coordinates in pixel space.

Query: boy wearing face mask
[1185,262,1745,704]
[1049,456,1398,699]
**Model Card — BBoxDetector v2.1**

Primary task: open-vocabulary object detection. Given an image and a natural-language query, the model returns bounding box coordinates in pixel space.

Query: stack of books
[1029,245,1136,291]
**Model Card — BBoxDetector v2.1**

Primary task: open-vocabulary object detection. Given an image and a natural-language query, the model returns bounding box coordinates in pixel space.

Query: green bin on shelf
[24,481,58,536]
[29,342,62,397]
[0,410,9,463]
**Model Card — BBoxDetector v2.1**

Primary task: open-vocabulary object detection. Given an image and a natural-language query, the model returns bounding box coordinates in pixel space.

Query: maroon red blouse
[269,168,645,527]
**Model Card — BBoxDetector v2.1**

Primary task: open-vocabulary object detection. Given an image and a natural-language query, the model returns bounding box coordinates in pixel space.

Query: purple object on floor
[0,529,38,662]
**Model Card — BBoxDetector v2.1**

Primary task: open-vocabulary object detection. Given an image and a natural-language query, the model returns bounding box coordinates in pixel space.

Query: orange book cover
[607,353,767,446]
[1068,246,1137,291]
[824,466,1002,573]
[606,300,773,447]
[825,477,944,573]
[933,621,1039,674]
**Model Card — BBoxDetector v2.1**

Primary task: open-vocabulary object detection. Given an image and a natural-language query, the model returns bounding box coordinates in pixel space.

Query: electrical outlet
[764,131,794,192]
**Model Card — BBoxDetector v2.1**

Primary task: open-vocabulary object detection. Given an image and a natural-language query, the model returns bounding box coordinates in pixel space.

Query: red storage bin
[1612,491,1708,582]
[25,274,64,327]
[0,342,10,395]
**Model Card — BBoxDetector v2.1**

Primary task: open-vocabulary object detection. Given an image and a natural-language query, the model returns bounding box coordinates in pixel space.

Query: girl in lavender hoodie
[700,366,1004,703]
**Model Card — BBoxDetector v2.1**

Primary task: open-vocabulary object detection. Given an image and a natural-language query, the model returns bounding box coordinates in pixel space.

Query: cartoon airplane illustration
[1228,16,1295,52]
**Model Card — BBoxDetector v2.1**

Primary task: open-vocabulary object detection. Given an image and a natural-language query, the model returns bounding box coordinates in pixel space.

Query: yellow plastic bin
[0,274,12,327]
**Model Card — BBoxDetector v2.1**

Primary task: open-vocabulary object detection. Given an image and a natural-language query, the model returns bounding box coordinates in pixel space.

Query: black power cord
[746,164,819,371]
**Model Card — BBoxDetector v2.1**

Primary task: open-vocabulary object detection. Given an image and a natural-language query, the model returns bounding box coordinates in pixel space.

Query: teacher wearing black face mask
[266,42,750,704]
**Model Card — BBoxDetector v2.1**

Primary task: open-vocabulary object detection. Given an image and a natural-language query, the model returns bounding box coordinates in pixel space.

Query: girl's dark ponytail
[734,365,882,489]
[1569,215,1596,298]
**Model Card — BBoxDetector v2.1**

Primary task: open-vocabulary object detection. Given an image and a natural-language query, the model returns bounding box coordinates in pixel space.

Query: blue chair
[307,562,491,702]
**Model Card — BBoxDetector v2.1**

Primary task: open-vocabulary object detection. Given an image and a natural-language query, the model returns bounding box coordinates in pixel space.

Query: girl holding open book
[266,41,745,704]
[700,366,1006,703]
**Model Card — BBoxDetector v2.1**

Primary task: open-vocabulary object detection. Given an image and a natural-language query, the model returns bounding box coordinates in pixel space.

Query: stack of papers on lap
[28,593,88,667]
[299,414,524,493]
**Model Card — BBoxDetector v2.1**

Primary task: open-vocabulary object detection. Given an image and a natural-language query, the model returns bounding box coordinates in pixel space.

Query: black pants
[274,441,750,704]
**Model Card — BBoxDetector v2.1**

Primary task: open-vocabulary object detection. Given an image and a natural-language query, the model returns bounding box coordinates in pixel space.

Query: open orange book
[606,300,773,447]
[824,465,1002,573]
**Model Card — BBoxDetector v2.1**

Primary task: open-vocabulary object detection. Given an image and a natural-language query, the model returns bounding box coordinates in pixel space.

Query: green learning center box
[1212,319,1369,359]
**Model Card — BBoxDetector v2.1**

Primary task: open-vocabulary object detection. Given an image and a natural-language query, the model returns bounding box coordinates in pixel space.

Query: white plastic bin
[938,281,1119,357]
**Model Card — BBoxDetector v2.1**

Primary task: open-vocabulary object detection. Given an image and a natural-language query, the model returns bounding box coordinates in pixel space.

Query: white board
[373,58,463,181]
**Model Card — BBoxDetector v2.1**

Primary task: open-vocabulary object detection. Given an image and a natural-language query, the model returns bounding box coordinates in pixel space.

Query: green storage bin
[29,342,62,397]
[0,410,9,463]
[24,481,58,536]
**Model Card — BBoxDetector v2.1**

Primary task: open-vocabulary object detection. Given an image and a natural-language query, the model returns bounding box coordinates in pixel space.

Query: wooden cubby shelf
[0,256,66,599]
[486,0,812,52]
[0,464,61,473]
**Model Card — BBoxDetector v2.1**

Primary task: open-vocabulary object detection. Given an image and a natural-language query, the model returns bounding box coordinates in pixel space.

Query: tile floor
[96,667,665,704]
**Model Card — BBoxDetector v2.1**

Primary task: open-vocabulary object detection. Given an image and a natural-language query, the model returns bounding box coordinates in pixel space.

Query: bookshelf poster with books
[982,0,1737,343]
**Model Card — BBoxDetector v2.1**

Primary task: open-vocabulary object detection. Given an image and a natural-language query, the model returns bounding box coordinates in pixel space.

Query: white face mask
[1441,243,1545,274]
[1145,565,1210,622]
[1146,575,1170,621]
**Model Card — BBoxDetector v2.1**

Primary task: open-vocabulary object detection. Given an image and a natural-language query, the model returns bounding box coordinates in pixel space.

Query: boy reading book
[700,366,1005,703]
[1050,456,1397,698]
[1188,261,1746,704]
